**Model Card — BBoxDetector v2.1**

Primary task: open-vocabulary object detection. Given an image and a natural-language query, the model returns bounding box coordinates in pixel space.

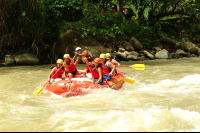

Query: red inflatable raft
[45,69,125,97]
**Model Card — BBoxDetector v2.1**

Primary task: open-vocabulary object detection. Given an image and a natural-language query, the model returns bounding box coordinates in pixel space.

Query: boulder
[169,53,177,59]
[143,50,155,59]
[129,51,139,56]
[124,51,131,56]
[154,47,161,52]
[161,35,178,46]
[5,55,15,64]
[174,42,182,49]
[56,30,108,60]
[155,49,170,59]
[127,55,140,61]
[138,50,144,56]
[122,41,134,51]
[2,62,15,66]
[140,56,147,60]
[183,41,198,54]
[118,48,126,52]
[14,53,39,65]
[129,37,143,51]
[176,49,188,57]
[115,52,128,61]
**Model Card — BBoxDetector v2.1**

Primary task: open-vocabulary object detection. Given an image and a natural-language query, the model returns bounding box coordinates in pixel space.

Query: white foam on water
[108,105,200,132]
[47,104,200,132]
[41,74,200,131]
[20,94,29,101]
[122,74,200,97]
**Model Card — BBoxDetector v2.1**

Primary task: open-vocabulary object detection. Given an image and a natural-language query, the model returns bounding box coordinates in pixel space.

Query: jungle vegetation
[0,0,199,63]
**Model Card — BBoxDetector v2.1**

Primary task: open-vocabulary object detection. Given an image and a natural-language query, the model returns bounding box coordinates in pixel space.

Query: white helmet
[75,47,81,51]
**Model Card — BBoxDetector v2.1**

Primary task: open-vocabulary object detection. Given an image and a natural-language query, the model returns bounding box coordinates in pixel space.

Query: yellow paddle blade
[33,87,43,95]
[129,64,145,70]
[117,78,135,84]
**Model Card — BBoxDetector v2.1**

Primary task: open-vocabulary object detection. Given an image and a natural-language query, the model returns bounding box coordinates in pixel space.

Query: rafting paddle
[117,64,145,70]
[73,54,76,60]
[33,65,64,95]
[117,78,135,84]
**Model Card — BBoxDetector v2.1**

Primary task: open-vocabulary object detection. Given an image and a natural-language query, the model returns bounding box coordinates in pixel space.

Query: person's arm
[63,62,69,71]
[77,50,89,57]
[69,57,74,64]
[84,66,89,73]
[65,55,74,64]
[112,59,120,66]
[95,67,102,84]
[107,62,116,76]
[74,56,81,66]
[48,67,56,80]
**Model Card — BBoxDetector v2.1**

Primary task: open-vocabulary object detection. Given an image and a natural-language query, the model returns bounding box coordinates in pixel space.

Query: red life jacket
[102,61,111,74]
[85,65,93,73]
[65,62,77,73]
[51,67,65,78]
[91,66,102,79]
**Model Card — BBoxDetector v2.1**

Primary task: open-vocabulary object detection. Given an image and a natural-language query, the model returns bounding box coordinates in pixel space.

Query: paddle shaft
[116,65,129,67]
[73,55,76,60]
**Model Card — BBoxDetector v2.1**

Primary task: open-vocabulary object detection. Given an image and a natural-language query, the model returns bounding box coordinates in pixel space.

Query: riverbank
[1,30,200,67]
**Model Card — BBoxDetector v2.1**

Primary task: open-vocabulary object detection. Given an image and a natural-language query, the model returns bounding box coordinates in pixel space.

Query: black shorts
[87,57,93,62]
[86,55,93,62]
[71,69,77,76]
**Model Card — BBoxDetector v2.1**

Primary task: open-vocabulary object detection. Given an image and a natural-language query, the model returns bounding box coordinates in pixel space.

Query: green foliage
[65,5,162,49]
[66,10,125,38]
[0,0,84,63]
[1,0,200,63]
[42,0,84,36]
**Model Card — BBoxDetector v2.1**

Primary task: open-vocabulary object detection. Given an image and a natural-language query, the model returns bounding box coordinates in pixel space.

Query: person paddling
[74,47,94,66]
[106,53,119,75]
[91,58,103,85]
[50,54,74,69]
[62,54,75,76]
[82,57,94,73]
[63,54,74,63]
[63,56,86,82]
[100,54,116,81]
[48,59,65,81]
[106,53,120,66]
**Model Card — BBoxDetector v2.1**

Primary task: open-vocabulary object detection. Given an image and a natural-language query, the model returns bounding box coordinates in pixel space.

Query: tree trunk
[117,0,123,12]
[0,42,2,59]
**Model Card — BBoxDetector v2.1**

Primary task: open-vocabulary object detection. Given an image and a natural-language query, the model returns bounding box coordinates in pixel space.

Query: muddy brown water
[0,57,200,131]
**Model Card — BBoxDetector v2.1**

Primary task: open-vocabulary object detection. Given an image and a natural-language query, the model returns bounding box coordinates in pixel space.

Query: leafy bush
[66,6,162,50]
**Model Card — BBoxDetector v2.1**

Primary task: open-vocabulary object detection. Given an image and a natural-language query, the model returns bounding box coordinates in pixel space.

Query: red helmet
[94,58,101,64]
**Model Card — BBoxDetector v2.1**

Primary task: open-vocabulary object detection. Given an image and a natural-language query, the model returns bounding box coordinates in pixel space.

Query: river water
[0,57,200,131]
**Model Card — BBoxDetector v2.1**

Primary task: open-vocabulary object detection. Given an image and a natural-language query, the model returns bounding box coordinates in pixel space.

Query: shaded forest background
[0,0,200,64]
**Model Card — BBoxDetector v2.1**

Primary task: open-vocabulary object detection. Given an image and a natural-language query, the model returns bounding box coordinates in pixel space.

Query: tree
[117,0,123,12]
